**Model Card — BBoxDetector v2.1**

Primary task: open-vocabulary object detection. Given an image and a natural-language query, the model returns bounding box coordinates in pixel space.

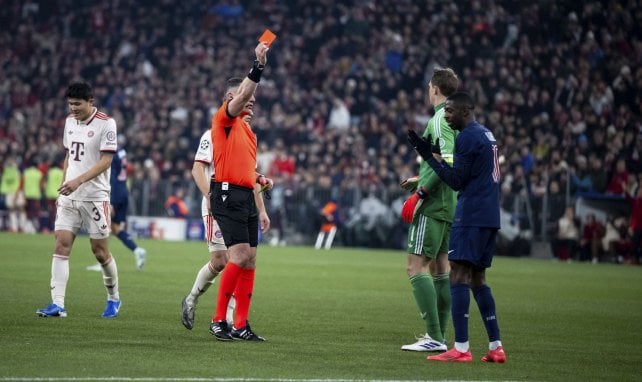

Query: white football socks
[187,262,218,305]
[101,255,119,301]
[51,255,69,307]
[454,341,470,353]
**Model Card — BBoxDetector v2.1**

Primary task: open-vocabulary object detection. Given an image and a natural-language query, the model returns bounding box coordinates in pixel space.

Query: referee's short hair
[223,77,244,101]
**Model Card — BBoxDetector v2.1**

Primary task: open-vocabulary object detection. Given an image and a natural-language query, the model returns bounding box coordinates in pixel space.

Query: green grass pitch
[0,232,641,381]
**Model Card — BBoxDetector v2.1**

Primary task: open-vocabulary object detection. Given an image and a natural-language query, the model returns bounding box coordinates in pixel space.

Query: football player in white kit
[181,115,272,331]
[37,82,122,319]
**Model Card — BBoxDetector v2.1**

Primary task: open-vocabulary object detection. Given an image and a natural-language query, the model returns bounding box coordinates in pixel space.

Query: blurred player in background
[400,68,459,352]
[182,113,272,332]
[208,41,273,341]
[44,156,65,232]
[37,81,122,319]
[87,134,146,272]
[0,156,26,232]
[409,91,506,363]
[22,158,44,233]
[314,198,339,250]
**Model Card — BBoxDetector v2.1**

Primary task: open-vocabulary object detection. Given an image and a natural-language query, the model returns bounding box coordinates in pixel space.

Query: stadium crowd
[0,0,640,262]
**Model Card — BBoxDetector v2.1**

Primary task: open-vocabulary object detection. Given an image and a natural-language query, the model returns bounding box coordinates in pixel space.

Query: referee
[208,41,273,341]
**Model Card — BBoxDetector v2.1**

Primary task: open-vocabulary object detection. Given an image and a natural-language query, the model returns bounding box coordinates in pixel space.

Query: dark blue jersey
[110,148,129,204]
[427,121,501,228]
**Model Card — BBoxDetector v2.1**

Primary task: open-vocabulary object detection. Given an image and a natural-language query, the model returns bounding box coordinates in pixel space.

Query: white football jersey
[194,130,215,216]
[62,108,117,201]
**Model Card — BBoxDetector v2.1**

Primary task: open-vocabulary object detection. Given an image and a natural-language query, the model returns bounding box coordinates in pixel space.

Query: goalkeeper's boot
[401,334,447,352]
[231,321,265,341]
[101,300,121,318]
[209,320,233,341]
[427,347,472,362]
[36,303,67,318]
[134,247,147,270]
[181,296,195,330]
[481,346,506,363]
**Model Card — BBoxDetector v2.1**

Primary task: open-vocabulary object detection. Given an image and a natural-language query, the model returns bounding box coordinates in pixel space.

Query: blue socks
[473,284,500,342]
[450,283,470,343]
[117,230,138,251]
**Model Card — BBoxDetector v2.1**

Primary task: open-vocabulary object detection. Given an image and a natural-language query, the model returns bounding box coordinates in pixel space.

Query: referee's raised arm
[227,42,269,117]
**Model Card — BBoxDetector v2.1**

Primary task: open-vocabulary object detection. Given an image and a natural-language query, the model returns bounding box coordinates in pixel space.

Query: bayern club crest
[215,230,223,238]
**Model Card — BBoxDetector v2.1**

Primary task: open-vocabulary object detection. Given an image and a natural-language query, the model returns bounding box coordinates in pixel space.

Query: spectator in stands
[551,206,580,261]
[579,213,605,264]
[605,158,629,196]
[587,156,608,194]
[356,190,390,248]
[165,187,189,219]
[602,215,631,264]
[570,156,593,194]
[520,146,535,175]
[625,134,642,175]
[623,180,642,265]
[546,180,566,224]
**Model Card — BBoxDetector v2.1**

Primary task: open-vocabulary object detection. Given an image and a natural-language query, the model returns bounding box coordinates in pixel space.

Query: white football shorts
[203,214,226,252]
[55,197,111,239]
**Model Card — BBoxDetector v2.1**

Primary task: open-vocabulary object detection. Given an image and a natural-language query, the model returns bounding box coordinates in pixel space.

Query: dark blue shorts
[111,198,128,224]
[449,226,498,269]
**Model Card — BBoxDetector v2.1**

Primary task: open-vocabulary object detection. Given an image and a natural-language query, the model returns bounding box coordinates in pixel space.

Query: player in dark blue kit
[408,92,506,363]
[88,135,146,271]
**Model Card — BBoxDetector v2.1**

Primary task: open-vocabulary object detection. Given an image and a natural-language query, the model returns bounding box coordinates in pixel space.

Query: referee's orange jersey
[210,101,257,189]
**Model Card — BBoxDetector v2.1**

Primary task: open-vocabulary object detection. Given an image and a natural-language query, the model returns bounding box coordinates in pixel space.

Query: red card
[258,29,277,47]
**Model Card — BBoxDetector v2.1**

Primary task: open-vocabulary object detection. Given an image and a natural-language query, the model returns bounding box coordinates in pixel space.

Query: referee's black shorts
[210,181,258,247]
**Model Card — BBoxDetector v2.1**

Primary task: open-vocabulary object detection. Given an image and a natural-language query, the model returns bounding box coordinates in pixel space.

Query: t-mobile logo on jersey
[70,141,85,161]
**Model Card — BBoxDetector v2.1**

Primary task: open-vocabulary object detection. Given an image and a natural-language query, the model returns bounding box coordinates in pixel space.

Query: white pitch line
[0,378,514,382]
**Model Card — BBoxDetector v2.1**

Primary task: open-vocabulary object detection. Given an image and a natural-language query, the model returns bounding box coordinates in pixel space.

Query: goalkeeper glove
[407,130,441,161]
[401,186,428,223]
[400,176,419,192]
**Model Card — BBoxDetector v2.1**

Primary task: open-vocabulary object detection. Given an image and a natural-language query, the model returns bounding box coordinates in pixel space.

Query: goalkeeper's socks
[473,284,500,342]
[187,262,218,304]
[51,254,69,307]
[213,262,242,322]
[409,273,443,343]
[433,273,451,340]
[233,267,255,328]
[451,283,470,344]
[117,230,138,251]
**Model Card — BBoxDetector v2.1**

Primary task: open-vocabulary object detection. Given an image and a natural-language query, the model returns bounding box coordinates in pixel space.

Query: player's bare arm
[192,161,211,213]
[58,152,113,196]
[253,183,271,233]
